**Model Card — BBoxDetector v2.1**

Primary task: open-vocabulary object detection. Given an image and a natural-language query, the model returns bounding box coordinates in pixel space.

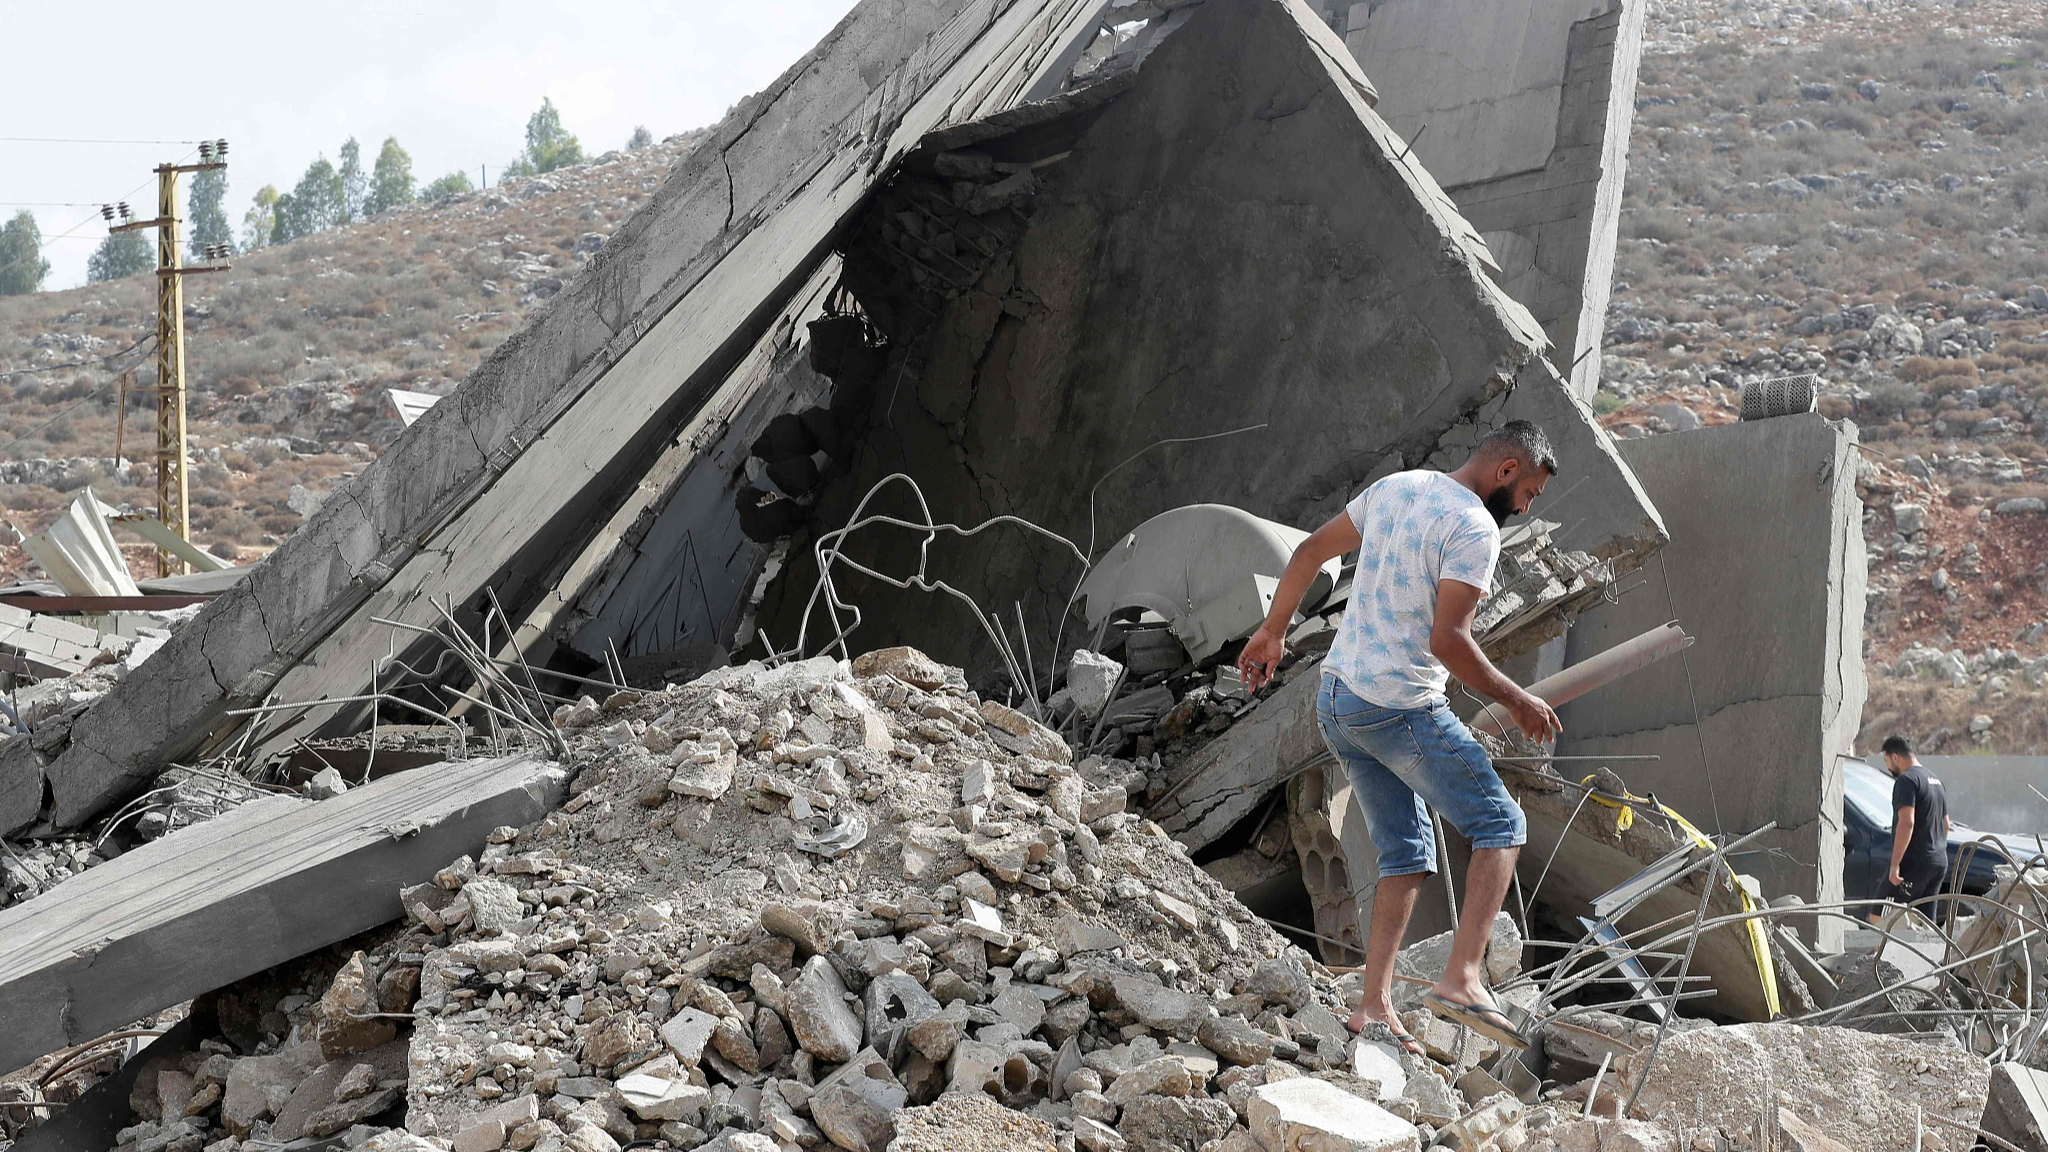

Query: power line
[0,335,158,457]
[0,201,109,208]
[0,136,205,146]
[0,146,199,284]
[0,332,156,382]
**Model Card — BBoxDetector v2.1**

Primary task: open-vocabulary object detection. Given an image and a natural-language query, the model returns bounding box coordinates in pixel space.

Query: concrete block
[1556,415,1864,948]
[1246,1076,1420,1151]
[0,753,565,1076]
[30,615,101,648]
[1982,1063,2048,1152]
[0,737,46,835]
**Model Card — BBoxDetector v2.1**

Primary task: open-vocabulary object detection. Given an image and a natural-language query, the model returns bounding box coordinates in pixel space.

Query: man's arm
[1236,513,1360,693]
[1889,806,1915,887]
[1432,579,1561,741]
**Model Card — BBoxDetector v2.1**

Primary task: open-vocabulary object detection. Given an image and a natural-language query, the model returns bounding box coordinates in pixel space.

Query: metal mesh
[1740,373,1820,421]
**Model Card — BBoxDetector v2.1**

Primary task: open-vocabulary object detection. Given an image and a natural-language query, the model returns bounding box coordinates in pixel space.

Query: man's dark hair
[1881,734,1912,758]
[1477,419,1558,476]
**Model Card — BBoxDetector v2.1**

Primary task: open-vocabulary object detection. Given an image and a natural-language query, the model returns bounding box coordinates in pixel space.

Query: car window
[1843,763,1895,830]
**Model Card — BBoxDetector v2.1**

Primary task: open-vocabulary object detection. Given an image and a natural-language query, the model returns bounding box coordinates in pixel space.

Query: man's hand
[1503,687,1562,743]
[1888,867,1905,888]
[1238,626,1287,694]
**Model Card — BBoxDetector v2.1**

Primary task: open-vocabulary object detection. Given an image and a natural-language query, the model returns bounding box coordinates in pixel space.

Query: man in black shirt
[1879,734,1951,920]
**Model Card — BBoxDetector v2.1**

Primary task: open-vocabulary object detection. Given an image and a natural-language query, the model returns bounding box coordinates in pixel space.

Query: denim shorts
[1315,671,1527,877]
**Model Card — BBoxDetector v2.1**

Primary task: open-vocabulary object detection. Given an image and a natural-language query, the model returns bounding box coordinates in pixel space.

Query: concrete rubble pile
[6,1,2043,1151]
[0,644,2024,1152]
[72,646,1604,1152]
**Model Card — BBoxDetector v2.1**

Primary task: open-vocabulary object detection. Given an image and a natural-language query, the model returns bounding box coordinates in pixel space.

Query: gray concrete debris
[1554,414,1866,948]
[0,753,565,1078]
[1981,1063,2048,1152]
[751,0,1656,682]
[45,646,1500,1152]
[1624,1023,1989,1152]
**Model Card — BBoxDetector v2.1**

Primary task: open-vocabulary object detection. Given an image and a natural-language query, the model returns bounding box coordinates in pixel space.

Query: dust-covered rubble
[49,645,2010,1152]
[79,646,1572,1152]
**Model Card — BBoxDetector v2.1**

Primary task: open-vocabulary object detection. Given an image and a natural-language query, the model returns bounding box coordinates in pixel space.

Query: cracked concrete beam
[0,754,565,1078]
[27,0,1110,837]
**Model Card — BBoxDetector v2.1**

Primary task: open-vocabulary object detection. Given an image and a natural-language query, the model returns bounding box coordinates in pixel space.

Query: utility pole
[107,140,230,576]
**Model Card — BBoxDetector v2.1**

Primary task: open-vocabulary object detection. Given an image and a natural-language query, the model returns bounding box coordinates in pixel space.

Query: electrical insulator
[100,205,115,222]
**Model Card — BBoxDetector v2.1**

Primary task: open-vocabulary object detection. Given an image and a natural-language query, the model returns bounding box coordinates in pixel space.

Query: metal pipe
[1473,621,1693,738]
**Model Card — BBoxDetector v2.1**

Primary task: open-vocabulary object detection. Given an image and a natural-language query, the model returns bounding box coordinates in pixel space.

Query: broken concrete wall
[19,0,1113,837]
[532,265,843,671]
[759,0,1563,676]
[1313,0,1647,399]
[1556,413,1867,949]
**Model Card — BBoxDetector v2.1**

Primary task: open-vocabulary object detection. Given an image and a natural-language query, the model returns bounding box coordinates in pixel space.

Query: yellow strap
[1575,777,1784,1019]
[1577,776,1635,831]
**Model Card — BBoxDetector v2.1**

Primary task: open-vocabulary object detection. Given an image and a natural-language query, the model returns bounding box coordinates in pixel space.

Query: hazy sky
[3,1,857,290]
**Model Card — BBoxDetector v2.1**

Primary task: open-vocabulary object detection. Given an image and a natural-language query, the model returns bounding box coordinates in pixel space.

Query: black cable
[0,136,204,146]
[0,147,200,284]
[0,331,154,381]
[0,334,157,455]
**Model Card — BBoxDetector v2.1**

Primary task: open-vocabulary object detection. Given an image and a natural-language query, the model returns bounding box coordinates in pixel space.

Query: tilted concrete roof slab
[19,0,1115,837]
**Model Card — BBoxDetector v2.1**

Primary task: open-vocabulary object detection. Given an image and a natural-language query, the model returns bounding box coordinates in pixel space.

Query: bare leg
[1430,845,1521,1007]
[1350,870,1428,1033]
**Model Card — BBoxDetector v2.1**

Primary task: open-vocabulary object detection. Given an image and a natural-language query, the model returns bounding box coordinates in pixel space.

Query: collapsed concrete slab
[1309,0,1648,398]
[1982,1063,2048,1152]
[1555,413,1867,949]
[0,753,563,1076]
[1623,1022,1990,1152]
[21,0,1115,837]
[753,0,1657,677]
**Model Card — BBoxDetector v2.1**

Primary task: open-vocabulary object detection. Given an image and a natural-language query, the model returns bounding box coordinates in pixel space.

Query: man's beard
[1483,483,1517,526]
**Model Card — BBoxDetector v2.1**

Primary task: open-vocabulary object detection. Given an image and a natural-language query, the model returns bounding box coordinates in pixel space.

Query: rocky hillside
[0,133,704,574]
[1607,0,2048,751]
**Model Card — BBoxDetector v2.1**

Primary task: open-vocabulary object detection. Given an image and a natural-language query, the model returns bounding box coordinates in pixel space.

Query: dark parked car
[1842,761,2047,905]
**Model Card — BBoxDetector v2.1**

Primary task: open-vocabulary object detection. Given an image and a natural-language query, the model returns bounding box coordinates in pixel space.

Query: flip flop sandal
[1423,992,1530,1050]
[1349,1018,1426,1058]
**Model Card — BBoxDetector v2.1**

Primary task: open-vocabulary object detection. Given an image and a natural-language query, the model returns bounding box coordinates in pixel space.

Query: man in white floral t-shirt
[1237,421,1560,1052]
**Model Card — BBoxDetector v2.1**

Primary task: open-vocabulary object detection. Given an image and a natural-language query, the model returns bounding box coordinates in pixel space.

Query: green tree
[188,166,232,260]
[338,137,365,223]
[87,230,153,282]
[365,136,415,216]
[0,210,49,295]
[242,184,279,250]
[627,125,653,151]
[276,156,344,241]
[418,171,474,201]
[509,97,584,175]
